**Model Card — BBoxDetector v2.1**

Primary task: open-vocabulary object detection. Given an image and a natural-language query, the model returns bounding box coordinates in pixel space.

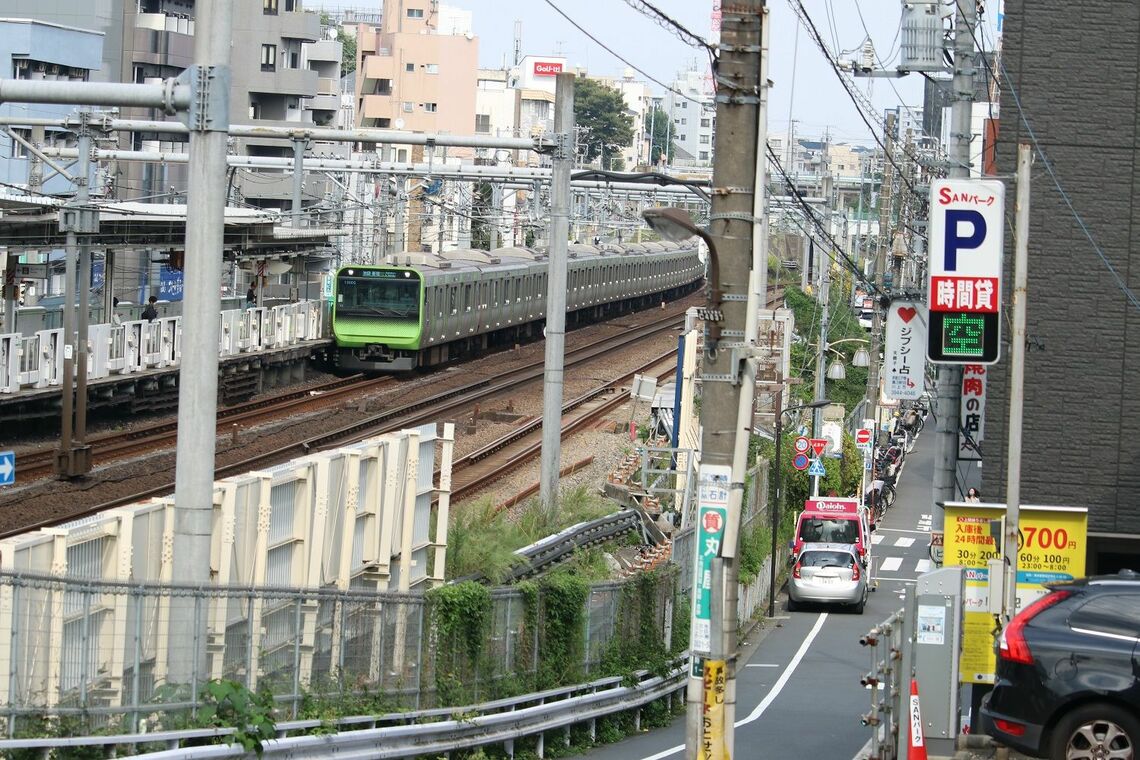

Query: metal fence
[0,571,669,737]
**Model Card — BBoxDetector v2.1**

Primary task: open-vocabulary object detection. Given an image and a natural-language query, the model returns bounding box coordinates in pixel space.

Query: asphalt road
[574,430,937,760]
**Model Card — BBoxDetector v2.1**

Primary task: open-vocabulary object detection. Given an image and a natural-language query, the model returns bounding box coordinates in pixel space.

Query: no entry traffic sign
[856,428,872,448]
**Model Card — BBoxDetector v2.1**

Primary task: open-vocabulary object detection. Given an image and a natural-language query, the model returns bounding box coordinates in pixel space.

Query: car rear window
[1068,592,1140,639]
[799,519,861,544]
[800,550,856,569]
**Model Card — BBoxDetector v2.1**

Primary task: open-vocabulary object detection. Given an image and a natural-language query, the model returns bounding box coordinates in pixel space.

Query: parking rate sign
[927,179,1005,364]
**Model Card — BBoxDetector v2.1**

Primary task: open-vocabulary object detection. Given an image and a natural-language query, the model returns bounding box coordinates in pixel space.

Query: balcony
[261,66,318,96]
[304,39,341,64]
[279,10,320,42]
[307,93,340,113]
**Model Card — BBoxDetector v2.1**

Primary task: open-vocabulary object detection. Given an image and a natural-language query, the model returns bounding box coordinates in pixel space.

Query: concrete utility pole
[538,72,573,513]
[684,4,766,758]
[56,112,96,478]
[170,0,234,686]
[811,146,832,497]
[866,112,896,427]
[933,0,977,507]
[1002,144,1032,620]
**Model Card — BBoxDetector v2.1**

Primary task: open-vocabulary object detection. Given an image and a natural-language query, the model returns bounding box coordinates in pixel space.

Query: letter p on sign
[943,209,987,272]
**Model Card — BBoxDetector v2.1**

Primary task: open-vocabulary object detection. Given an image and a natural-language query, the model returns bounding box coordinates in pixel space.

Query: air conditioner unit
[13,59,28,71]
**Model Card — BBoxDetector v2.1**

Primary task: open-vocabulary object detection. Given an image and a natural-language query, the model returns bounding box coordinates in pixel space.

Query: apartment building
[663,67,715,168]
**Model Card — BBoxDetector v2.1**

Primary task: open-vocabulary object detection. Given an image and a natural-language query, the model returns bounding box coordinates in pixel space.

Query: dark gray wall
[983,1,1140,534]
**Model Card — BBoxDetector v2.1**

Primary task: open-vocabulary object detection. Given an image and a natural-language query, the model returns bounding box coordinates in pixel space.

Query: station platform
[0,299,329,424]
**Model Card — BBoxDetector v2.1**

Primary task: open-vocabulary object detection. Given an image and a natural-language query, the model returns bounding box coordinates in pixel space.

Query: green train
[328,241,703,371]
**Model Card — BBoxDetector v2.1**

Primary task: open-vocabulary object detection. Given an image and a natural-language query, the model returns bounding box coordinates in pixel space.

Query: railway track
[14,374,393,481]
[0,313,687,539]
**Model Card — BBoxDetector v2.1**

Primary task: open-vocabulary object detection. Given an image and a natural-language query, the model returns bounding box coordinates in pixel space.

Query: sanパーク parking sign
[927,179,1006,364]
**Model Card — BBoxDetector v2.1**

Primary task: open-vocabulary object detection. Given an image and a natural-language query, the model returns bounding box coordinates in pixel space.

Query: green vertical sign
[691,464,730,658]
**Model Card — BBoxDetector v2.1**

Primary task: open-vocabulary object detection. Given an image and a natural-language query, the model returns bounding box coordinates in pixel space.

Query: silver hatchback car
[787,543,868,613]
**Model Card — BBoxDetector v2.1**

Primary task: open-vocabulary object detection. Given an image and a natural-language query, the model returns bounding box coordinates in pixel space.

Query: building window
[375,78,392,95]
[681,101,687,108]
[699,135,709,144]
[700,118,710,127]
[699,151,709,160]
[263,0,278,13]
[378,118,391,127]
[424,63,439,74]
[680,118,686,125]
[475,114,491,133]
[261,44,276,71]
[283,0,296,10]
[405,62,415,72]
[397,148,408,162]
[679,134,686,141]
[402,101,413,112]
[249,98,262,120]
[424,102,437,112]
[407,7,424,17]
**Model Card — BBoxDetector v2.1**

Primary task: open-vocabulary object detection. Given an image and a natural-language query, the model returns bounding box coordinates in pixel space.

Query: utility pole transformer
[685,4,767,759]
[933,0,978,510]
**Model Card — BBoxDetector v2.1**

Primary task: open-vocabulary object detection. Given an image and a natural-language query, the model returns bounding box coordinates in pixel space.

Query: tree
[572,78,634,170]
[646,107,675,166]
[338,28,357,76]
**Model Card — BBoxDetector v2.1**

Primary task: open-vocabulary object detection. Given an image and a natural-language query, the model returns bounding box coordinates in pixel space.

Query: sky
[323,0,952,146]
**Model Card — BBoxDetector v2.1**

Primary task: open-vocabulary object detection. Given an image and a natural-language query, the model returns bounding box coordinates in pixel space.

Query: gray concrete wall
[983,1,1140,535]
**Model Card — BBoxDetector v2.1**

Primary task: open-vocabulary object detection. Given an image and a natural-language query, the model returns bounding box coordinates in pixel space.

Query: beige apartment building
[355,0,478,143]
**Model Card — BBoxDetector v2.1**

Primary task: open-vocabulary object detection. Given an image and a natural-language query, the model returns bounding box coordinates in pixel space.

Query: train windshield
[336,269,421,319]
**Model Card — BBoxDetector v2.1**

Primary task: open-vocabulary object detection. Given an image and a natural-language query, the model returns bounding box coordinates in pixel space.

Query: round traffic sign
[792,452,810,471]
[856,428,872,446]
[793,436,810,454]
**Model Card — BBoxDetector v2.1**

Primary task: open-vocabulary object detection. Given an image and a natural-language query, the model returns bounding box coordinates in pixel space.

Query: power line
[996,57,1140,312]
[619,0,716,58]
[542,0,705,106]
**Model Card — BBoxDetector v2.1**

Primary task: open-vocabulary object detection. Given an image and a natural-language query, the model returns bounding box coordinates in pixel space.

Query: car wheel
[1049,703,1140,760]
[786,596,798,612]
[852,595,866,614]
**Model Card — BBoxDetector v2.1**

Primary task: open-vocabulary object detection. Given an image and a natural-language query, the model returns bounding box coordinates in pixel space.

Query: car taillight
[998,590,1071,665]
[994,719,1026,737]
[851,563,860,582]
[792,562,801,579]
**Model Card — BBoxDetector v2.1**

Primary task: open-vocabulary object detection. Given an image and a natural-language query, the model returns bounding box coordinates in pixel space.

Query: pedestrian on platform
[142,296,158,322]
[246,285,257,309]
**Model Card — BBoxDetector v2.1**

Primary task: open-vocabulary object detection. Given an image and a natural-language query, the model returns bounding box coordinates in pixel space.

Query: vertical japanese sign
[943,503,1087,683]
[885,301,928,400]
[691,464,730,657]
[927,179,1005,364]
[959,365,987,460]
[158,265,185,302]
[701,659,728,760]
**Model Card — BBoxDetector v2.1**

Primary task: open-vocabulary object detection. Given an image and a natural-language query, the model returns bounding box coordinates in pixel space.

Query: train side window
[464,284,472,311]
[449,286,457,314]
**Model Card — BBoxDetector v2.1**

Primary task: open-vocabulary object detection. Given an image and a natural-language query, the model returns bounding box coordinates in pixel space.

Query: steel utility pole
[538,72,573,513]
[685,4,766,759]
[170,0,234,686]
[866,112,896,429]
[933,0,977,507]
[1002,144,1032,620]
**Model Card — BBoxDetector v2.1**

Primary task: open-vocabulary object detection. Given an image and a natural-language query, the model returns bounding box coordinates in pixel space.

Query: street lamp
[769,395,831,618]
[642,207,724,346]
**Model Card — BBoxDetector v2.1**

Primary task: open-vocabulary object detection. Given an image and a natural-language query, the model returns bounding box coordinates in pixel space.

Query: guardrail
[858,601,911,760]
[0,666,686,759]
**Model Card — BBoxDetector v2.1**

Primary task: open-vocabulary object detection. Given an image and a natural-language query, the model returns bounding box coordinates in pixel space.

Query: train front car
[332,265,424,371]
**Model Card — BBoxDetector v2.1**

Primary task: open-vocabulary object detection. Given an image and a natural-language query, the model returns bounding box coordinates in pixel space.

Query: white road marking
[915,559,932,573]
[872,534,885,545]
[745,663,780,668]
[879,557,903,572]
[640,613,830,760]
[877,528,931,535]
[894,537,915,548]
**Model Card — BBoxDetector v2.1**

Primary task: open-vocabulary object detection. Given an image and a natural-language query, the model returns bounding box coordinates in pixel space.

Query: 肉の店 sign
[927,179,1006,364]
[884,301,927,400]
[959,364,986,461]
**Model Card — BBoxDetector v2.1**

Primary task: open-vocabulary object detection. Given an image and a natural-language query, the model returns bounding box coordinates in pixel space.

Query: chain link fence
[0,570,668,737]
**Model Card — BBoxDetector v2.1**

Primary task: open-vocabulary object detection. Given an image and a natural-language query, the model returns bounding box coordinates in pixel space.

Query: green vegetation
[445,486,613,581]
[573,78,635,171]
[783,284,869,412]
[646,107,675,166]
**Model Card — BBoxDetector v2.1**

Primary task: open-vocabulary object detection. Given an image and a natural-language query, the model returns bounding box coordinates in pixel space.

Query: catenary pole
[933,0,977,509]
[1002,144,1032,620]
[169,0,233,686]
[538,72,574,513]
[685,4,765,758]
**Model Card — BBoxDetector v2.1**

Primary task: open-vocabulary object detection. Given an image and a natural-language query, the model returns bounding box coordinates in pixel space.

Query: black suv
[981,571,1140,759]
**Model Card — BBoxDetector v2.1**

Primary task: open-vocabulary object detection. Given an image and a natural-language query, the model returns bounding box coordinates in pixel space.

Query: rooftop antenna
[513,19,522,66]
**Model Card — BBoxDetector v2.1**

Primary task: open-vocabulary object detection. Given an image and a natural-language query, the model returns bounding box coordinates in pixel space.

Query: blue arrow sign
[808,457,827,477]
[0,451,13,486]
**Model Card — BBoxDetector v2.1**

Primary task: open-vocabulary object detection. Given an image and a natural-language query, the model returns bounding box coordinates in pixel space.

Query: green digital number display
[927,311,1000,364]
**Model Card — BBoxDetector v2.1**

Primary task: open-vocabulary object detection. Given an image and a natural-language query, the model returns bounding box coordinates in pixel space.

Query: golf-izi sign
[927,179,1005,364]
